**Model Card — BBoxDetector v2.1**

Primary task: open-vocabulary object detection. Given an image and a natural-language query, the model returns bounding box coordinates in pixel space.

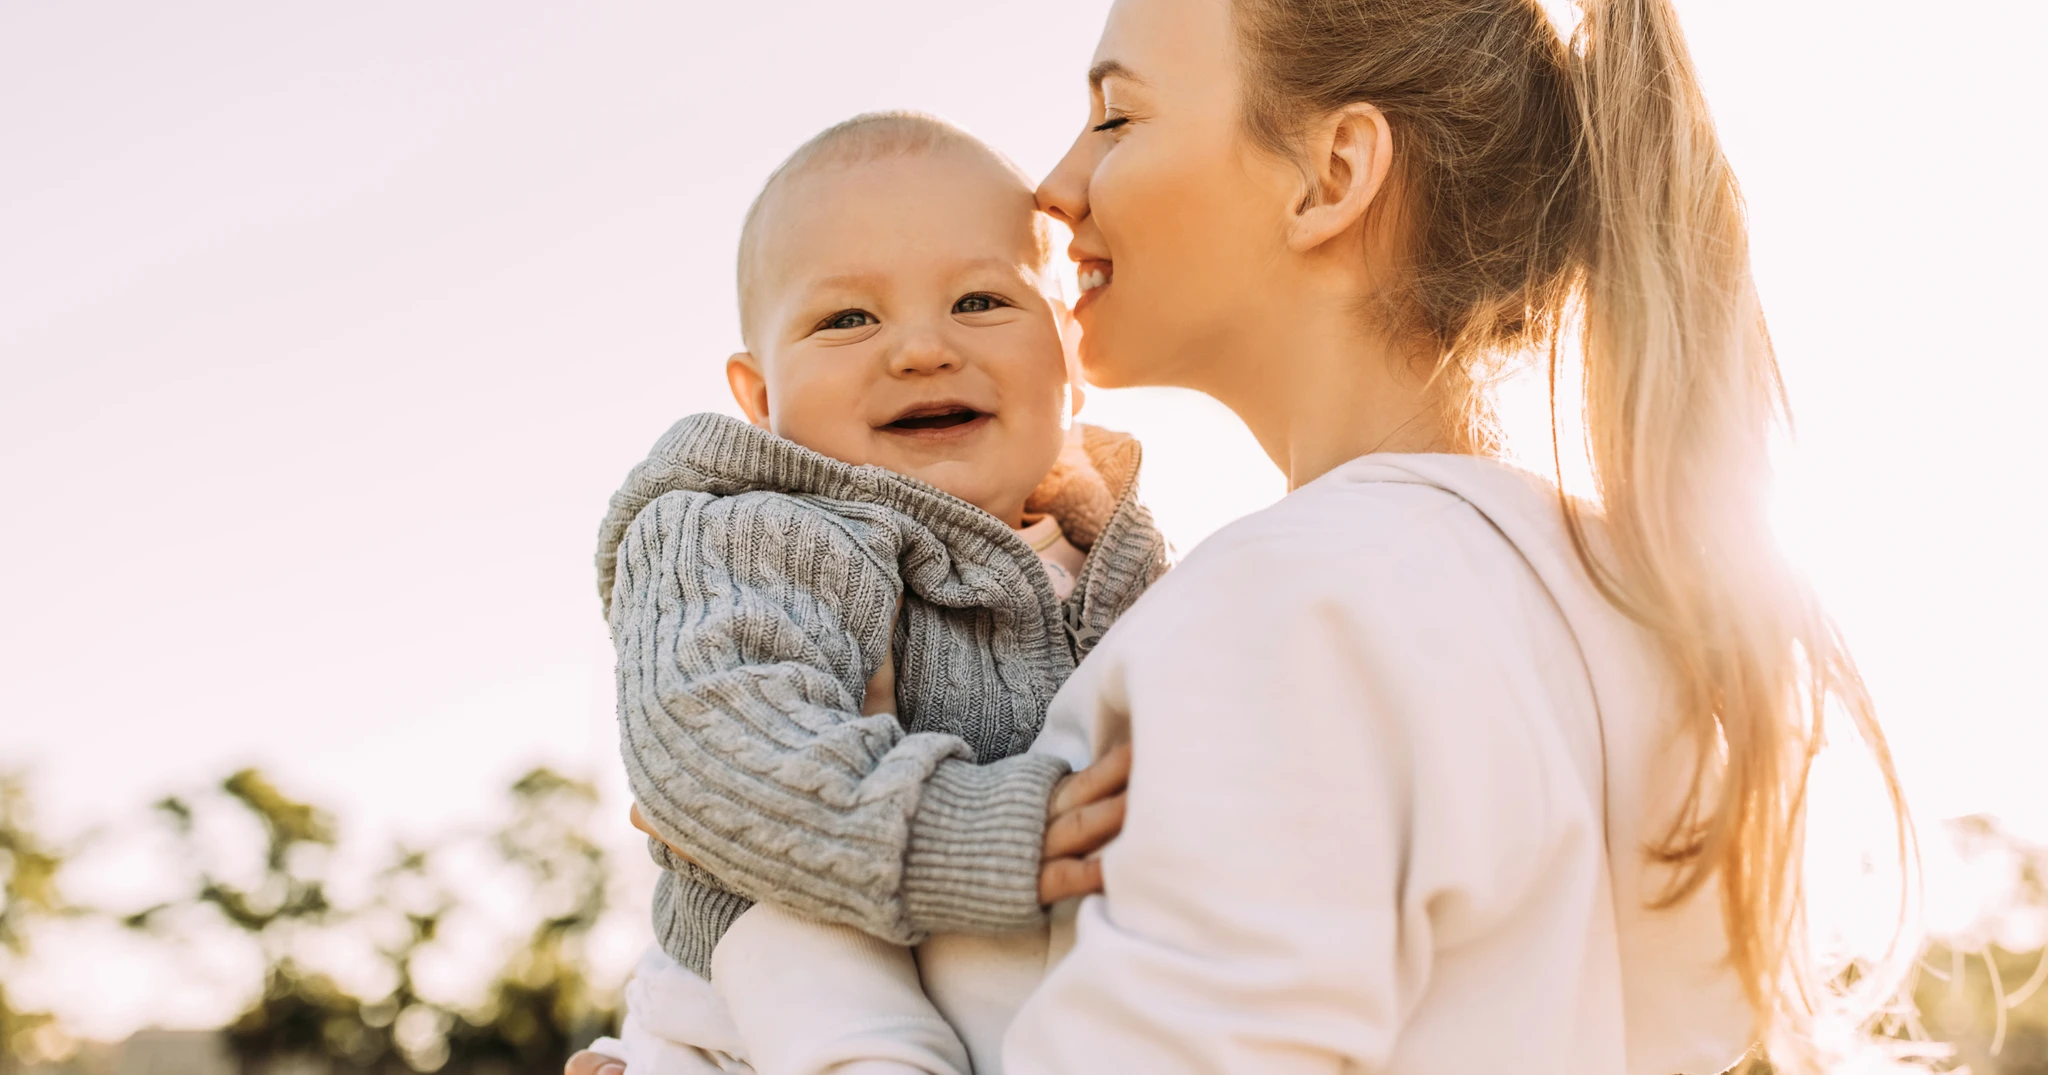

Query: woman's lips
[1074,259,1113,314]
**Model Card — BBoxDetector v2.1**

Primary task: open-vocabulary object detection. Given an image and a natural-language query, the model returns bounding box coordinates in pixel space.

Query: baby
[588,113,1169,1074]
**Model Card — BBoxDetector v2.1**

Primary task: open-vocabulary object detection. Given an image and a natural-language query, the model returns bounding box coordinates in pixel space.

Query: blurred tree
[65,769,2048,1071]
[123,767,618,1075]
[0,771,78,1075]
[1905,816,2048,1074]
[1915,941,2048,1072]
[1746,816,2048,1074]
[439,770,616,1075]
[126,769,377,1074]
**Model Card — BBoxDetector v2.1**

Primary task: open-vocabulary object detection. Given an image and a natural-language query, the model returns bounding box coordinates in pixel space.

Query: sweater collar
[643,412,1151,552]
[597,413,1167,623]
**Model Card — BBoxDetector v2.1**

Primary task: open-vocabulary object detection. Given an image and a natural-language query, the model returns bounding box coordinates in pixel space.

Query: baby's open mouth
[882,404,989,432]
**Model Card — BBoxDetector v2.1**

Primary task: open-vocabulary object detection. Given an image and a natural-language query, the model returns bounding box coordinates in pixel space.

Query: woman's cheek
[1089,151,1138,263]
[1087,145,1195,384]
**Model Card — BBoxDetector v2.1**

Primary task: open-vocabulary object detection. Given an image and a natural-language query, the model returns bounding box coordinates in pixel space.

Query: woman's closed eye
[815,309,878,333]
[1091,115,1130,133]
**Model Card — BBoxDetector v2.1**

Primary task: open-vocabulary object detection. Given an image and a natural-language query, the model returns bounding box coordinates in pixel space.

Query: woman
[576,0,1909,1069]
[996,0,1907,1070]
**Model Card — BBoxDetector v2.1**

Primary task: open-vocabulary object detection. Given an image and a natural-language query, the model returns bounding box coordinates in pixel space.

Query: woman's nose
[1036,133,1093,227]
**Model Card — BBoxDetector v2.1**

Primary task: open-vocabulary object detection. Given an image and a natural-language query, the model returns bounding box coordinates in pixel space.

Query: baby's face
[732,148,1072,527]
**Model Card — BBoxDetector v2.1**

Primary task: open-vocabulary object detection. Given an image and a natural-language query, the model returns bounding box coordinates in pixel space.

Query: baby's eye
[954,293,1010,314]
[818,310,877,332]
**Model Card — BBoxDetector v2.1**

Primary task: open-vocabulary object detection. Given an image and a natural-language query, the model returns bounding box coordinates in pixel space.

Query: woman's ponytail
[1235,0,1913,1054]
[1567,0,1912,1048]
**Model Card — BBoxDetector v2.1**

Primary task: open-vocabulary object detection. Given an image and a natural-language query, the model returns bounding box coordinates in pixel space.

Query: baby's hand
[860,645,897,717]
[1039,742,1131,904]
[861,600,902,717]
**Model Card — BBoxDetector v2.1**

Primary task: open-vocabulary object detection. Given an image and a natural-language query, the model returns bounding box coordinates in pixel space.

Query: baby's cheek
[770,392,871,466]
[1010,404,1069,495]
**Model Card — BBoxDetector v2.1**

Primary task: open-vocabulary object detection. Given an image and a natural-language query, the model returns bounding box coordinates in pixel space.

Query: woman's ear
[1286,103,1395,253]
[725,352,772,428]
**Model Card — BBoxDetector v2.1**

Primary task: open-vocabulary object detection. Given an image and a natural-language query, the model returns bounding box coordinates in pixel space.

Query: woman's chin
[1077,334,1150,390]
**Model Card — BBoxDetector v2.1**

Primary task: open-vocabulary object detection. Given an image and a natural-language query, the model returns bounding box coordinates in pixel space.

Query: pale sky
[3,0,2044,1035]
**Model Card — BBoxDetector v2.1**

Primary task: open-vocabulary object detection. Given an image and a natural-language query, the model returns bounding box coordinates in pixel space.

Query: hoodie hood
[1339,454,1750,1075]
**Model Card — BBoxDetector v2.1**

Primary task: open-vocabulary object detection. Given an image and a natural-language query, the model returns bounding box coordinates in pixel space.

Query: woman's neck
[1200,304,1462,491]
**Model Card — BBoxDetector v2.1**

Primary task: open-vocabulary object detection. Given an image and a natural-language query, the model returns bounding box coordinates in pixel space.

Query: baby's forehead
[739,141,1053,333]
[767,151,1041,254]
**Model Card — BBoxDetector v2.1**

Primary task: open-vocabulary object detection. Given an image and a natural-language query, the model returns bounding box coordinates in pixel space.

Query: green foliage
[26,777,2048,1073]
[117,767,620,1075]
[0,773,77,1073]
[224,968,386,1073]
[435,771,615,1073]
[0,993,58,1075]
[1913,942,2048,1072]
[1749,816,2048,1074]
[129,769,337,943]
[1898,816,2048,1074]
[0,777,69,956]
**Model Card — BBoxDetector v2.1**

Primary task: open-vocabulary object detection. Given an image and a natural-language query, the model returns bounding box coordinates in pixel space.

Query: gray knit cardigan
[595,413,1169,976]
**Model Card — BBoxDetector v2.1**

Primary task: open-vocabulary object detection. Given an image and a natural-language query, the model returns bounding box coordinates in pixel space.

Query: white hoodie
[998,453,1751,1075]
[616,452,1753,1075]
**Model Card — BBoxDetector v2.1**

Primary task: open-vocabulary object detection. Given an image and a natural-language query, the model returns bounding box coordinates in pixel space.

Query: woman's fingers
[1043,790,1126,861]
[628,802,702,868]
[1048,742,1132,818]
[1038,745,1131,905]
[1038,853,1105,905]
[565,1051,624,1075]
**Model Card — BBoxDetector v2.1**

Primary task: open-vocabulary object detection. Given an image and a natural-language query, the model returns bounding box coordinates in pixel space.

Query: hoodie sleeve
[610,488,1069,945]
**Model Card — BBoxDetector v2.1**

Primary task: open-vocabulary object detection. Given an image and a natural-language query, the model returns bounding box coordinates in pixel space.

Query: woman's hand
[565,1052,622,1075]
[1039,742,1131,904]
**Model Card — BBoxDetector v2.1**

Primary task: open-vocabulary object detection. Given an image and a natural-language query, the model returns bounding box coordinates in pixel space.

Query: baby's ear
[1054,299,1087,419]
[726,352,772,428]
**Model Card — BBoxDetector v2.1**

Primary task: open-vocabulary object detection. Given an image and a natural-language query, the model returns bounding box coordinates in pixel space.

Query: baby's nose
[893,334,961,376]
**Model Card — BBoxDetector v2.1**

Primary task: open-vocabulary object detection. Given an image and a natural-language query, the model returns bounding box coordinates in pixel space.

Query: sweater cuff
[903,753,1070,936]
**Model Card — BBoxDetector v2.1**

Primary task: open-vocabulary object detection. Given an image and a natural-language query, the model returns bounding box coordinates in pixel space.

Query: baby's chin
[888,457,1033,523]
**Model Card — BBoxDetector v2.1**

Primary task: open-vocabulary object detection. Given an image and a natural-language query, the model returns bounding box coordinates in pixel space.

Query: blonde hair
[735,111,1051,345]
[1235,0,1912,1052]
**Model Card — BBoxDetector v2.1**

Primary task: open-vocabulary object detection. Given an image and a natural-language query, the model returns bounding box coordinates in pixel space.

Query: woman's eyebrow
[1088,60,1144,92]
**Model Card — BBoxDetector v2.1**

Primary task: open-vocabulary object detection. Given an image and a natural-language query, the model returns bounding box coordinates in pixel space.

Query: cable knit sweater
[595,413,1169,977]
